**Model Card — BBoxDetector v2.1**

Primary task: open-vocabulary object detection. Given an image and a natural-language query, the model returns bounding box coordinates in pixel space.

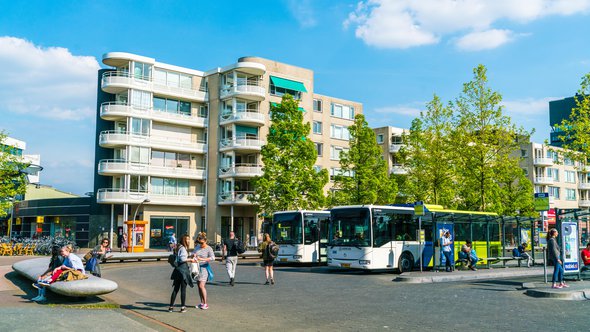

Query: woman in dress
[547,228,569,289]
[169,234,195,313]
[193,232,215,310]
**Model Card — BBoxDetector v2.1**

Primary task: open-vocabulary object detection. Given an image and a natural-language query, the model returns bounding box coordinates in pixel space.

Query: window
[129,146,149,164]
[130,175,148,192]
[270,84,301,99]
[391,135,403,144]
[564,157,574,166]
[521,149,528,158]
[330,124,350,140]
[566,188,576,201]
[133,62,152,80]
[331,146,349,160]
[131,90,151,109]
[565,170,576,183]
[131,118,150,135]
[313,99,322,112]
[331,103,354,120]
[549,186,560,199]
[522,168,529,176]
[154,69,192,89]
[315,143,323,157]
[153,97,191,115]
[377,134,384,144]
[547,168,559,181]
[313,165,322,173]
[546,150,558,162]
[313,121,322,135]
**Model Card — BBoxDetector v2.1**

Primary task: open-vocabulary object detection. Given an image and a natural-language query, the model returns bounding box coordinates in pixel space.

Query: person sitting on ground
[31,245,64,302]
[517,242,533,268]
[581,243,590,272]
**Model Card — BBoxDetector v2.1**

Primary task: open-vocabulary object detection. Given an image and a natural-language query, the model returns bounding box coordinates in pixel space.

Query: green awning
[271,102,305,112]
[235,125,258,135]
[270,76,308,93]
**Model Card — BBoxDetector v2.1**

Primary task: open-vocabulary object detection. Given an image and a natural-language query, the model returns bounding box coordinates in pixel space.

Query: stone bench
[12,257,118,297]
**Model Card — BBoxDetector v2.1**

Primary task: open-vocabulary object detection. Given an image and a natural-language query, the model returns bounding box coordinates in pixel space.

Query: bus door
[435,222,454,269]
[318,216,330,263]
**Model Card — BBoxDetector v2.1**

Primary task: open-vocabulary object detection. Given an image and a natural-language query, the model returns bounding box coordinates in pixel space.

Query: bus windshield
[273,213,303,245]
[329,208,370,247]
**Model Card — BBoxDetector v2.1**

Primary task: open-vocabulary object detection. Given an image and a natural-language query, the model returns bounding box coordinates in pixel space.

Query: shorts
[263,259,274,267]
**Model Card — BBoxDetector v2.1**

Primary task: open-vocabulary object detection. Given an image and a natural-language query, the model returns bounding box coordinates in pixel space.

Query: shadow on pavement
[129,302,170,312]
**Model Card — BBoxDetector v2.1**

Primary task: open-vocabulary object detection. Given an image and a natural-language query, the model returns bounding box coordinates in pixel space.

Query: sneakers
[270,278,275,285]
[551,284,563,289]
[200,304,209,310]
[31,295,41,301]
[34,296,47,302]
[230,278,234,286]
[264,280,270,285]
[180,307,187,313]
[561,283,570,288]
[38,281,51,287]
[168,307,174,312]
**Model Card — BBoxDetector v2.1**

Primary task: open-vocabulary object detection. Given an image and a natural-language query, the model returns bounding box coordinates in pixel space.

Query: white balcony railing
[219,164,263,178]
[99,131,207,153]
[100,102,207,127]
[98,159,206,179]
[533,157,554,166]
[389,144,403,153]
[219,84,266,100]
[390,165,408,175]
[97,188,205,206]
[101,71,207,101]
[579,200,590,208]
[218,191,256,205]
[579,182,590,190]
[219,137,264,151]
[219,109,265,125]
[534,177,554,185]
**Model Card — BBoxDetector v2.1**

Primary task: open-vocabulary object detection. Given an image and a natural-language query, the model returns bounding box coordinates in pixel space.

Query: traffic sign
[414,201,425,216]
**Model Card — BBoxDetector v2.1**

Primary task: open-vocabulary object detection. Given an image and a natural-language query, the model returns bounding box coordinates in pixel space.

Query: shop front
[149,216,189,249]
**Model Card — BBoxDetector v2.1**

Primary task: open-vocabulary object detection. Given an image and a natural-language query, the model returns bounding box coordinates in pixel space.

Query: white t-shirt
[442,236,452,252]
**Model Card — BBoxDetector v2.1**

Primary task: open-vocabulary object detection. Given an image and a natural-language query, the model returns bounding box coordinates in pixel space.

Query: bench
[12,257,118,297]
[486,256,525,268]
[98,252,169,263]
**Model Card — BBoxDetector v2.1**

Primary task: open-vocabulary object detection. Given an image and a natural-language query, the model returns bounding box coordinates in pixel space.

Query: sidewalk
[394,267,547,283]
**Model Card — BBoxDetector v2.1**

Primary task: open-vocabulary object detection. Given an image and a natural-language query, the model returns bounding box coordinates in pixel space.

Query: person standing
[169,233,177,252]
[222,231,238,286]
[441,231,453,272]
[169,234,195,313]
[581,243,590,272]
[120,232,128,253]
[260,233,276,285]
[547,228,568,289]
[193,232,215,310]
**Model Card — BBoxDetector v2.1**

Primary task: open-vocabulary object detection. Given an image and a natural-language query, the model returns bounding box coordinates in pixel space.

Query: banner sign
[561,222,579,273]
[414,201,425,216]
[534,193,550,212]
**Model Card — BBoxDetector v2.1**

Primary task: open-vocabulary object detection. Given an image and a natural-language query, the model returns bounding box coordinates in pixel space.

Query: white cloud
[455,29,514,51]
[345,0,590,50]
[286,0,317,28]
[502,97,559,116]
[0,36,99,120]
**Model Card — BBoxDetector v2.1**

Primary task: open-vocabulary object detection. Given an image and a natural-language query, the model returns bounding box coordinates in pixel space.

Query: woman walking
[193,232,215,310]
[169,234,195,313]
[260,233,276,285]
[547,228,569,289]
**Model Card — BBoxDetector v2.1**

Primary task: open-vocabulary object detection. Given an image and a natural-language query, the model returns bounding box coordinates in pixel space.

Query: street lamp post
[131,198,150,253]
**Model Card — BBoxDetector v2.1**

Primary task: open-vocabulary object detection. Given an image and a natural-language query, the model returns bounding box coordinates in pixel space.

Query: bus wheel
[397,252,414,274]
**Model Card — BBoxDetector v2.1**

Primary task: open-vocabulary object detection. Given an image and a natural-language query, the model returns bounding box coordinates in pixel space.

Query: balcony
[389,144,403,153]
[534,177,554,185]
[101,71,207,101]
[219,164,263,179]
[98,160,206,179]
[100,102,207,128]
[99,131,207,154]
[579,182,590,190]
[533,158,554,166]
[219,83,266,101]
[219,137,264,152]
[579,200,590,208]
[390,165,408,175]
[97,188,205,206]
[218,191,256,206]
[219,109,265,126]
[580,165,590,173]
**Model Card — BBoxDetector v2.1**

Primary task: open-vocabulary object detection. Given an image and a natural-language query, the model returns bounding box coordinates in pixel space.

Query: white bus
[328,205,427,272]
[272,210,330,264]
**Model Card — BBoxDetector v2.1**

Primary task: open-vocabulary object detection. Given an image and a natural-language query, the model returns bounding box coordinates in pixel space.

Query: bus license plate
[341,263,351,268]
[280,258,288,262]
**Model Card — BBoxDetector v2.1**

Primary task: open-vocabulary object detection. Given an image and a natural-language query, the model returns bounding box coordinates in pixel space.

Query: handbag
[190,260,200,280]
[83,251,93,261]
[205,263,214,281]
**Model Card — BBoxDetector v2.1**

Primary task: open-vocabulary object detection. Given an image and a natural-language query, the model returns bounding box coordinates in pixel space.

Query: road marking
[123,307,184,332]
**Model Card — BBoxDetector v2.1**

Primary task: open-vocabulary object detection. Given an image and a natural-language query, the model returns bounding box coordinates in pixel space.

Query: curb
[525,288,590,300]
[393,269,544,284]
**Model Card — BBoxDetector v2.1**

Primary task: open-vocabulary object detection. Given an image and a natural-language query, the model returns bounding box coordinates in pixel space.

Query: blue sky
[1,0,590,195]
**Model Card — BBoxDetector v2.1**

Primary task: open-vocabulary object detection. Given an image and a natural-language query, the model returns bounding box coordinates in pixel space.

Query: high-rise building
[94,52,362,248]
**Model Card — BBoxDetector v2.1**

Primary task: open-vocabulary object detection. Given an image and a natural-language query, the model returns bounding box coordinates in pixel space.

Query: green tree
[450,65,532,213]
[250,95,328,214]
[554,73,590,165]
[399,95,456,207]
[0,132,28,218]
[330,114,397,205]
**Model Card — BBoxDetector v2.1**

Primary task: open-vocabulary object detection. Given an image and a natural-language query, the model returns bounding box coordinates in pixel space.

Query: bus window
[304,218,319,244]
[329,208,370,247]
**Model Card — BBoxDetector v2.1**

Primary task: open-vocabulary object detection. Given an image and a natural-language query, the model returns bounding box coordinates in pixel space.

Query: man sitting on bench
[458,241,478,271]
[512,242,532,268]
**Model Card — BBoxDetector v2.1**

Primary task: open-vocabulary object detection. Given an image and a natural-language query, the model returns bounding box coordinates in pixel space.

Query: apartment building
[1,136,42,184]
[94,52,361,248]
[373,126,408,175]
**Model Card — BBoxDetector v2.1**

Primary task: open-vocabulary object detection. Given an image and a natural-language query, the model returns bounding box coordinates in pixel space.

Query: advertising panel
[561,222,579,273]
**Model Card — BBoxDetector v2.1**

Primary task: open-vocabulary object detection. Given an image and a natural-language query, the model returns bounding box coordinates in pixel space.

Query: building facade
[373,126,408,175]
[94,52,361,248]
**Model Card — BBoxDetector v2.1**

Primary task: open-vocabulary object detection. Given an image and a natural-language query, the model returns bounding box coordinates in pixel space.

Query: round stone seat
[12,257,118,297]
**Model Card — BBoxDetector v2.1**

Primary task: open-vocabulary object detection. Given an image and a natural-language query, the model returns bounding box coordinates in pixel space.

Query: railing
[218,191,256,205]
[219,109,265,124]
[579,199,590,208]
[219,83,266,99]
[218,164,263,177]
[534,177,554,184]
[579,182,590,190]
[100,102,207,126]
[390,165,408,175]
[98,159,206,178]
[533,157,554,166]
[219,137,265,150]
[99,131,207,152]
[389,144,403,153]
[101,71,207,100]
[97,188,205,206]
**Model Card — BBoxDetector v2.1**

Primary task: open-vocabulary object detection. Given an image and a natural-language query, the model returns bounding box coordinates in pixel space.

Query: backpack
[266,242,279,259]
[512,248,520,258]
[168,253,178,268]
[236,239,246,255]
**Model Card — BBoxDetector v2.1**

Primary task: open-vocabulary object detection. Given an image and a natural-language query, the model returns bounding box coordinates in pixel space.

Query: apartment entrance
[149,216,189,248]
